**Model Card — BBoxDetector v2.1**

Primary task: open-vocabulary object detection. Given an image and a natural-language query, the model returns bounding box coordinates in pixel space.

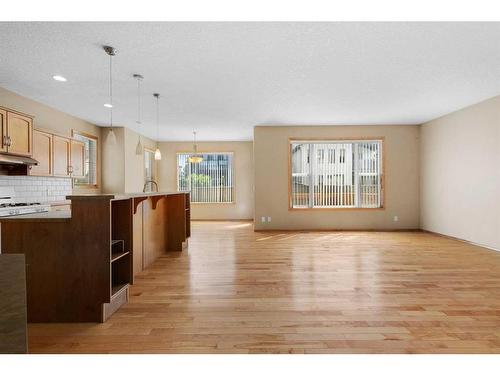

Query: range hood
[0,154,39,166]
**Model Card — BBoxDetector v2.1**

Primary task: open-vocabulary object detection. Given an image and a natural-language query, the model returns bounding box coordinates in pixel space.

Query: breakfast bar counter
[0,191,190,323]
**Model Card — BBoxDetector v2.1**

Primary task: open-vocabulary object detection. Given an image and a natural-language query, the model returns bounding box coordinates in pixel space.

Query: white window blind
[290,140,382,208]
[177,152,234,203]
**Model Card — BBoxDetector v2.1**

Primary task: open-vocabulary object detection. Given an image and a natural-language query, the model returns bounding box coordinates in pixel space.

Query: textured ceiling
[0,22,499,141]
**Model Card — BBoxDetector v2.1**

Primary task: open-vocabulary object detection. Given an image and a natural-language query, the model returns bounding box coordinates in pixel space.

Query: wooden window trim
[175,151,236,205]
[288,137,386,211]
[72,130,100,189]
[144,147,157,183]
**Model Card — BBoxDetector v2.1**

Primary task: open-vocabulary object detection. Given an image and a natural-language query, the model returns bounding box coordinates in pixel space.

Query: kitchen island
[0,192,190,323]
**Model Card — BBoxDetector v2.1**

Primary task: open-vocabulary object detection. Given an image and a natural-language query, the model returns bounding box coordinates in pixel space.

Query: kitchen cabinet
[0,255,28,353]
[0,109,7,153]
[1,106,86,179]
[142,197,167,269]
[6,111,33,157]
[70,139,85,178]
[0,108,33,157]
[31,131,86,179]
[0,192,190,323]
[132,194,189,279]
[30,130,53,176]
[53,135,71,177]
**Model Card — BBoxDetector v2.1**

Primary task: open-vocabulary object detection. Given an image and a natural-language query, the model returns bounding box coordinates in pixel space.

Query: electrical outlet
[261,216,266,223]
[393,216,399,222]
[267,216,272,222]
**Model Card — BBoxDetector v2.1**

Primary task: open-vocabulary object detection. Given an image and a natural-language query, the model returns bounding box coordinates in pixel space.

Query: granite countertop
[0,210,71,222]
[49,200,71,206]
[67,191,188,200]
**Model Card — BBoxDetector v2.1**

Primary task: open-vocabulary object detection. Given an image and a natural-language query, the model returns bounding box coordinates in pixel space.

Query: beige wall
[0,86,101,193]
[254,125,420,230]
[101,127,158,194]
[101,127,125,194]
[5,84,497,245]
[421,95,500,250]
[124,128,157,193]
[157,141,254,220]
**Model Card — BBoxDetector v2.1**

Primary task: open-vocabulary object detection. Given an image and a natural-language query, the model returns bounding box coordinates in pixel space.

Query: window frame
[71,130,99,189]
[176,151,235,205]
[288,137,385,211]
[144,147,156,186]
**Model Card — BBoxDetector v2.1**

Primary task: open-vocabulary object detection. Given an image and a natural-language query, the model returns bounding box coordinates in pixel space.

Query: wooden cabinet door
[142,198,166,269]
[30,130,53,176]
[6,112,33,156]
[53,135,71,177]
[70,139,85,178]
[0,109,7,153]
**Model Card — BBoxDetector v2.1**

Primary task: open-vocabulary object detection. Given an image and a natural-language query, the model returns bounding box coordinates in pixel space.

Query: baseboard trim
[191,219,253,222]
[254,228,421,233]
[421,229,500,253]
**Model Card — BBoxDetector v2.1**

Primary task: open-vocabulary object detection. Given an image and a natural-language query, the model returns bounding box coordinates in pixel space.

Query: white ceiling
[0,22,499,141]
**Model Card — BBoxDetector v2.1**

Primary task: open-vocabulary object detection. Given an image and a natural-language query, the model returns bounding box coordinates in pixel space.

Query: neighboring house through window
[290,140,383,208]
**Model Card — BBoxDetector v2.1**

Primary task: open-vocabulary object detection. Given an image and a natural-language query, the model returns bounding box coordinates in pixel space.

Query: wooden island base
[0,192,190,323]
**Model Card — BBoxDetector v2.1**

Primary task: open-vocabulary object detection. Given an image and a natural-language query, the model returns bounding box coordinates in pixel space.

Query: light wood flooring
[28,221,500,353]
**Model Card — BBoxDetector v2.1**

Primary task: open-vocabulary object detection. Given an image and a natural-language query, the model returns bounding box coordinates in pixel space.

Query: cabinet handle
[68,165,74,174]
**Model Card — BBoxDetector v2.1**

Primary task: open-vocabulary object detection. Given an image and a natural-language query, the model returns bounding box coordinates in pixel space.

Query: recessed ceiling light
[104,103,113,108]
[52,75,67,82]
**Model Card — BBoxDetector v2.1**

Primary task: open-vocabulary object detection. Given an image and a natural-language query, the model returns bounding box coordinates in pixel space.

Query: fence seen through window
[177,152,234,203]
[291,140,383,208]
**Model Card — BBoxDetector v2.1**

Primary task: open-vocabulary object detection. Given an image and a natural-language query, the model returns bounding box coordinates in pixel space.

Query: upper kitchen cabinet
[31,130,87,179]
[53,135,71,177]
[70,139,85,179]
[30,129,53,176]
[6,111,33,157]
[0,109,7,153]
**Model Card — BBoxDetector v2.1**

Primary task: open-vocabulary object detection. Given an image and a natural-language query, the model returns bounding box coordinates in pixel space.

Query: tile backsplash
[0,176,72,203]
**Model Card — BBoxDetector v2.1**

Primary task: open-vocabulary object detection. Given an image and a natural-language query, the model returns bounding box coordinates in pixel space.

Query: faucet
[143,180,159,193]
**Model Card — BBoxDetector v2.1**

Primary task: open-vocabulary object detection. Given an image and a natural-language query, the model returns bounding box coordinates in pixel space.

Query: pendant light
[188,131,203,163]
[153,93,162,160]
[133,74,144,155]
[103,46,117,144]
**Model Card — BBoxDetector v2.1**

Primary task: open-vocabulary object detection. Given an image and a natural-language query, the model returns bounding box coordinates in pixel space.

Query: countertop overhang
[0,210,71,221]
[67,191,188,201]
[0,192,188,221]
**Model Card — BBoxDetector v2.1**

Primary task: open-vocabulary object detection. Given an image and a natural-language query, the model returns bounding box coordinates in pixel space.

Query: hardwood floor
[28,221,500,353]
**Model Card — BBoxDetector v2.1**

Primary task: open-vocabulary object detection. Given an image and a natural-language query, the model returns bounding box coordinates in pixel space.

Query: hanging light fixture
[188,131,203,163]
[153,93,162,160]
[103,45,117,144]
[133,74,144,155]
